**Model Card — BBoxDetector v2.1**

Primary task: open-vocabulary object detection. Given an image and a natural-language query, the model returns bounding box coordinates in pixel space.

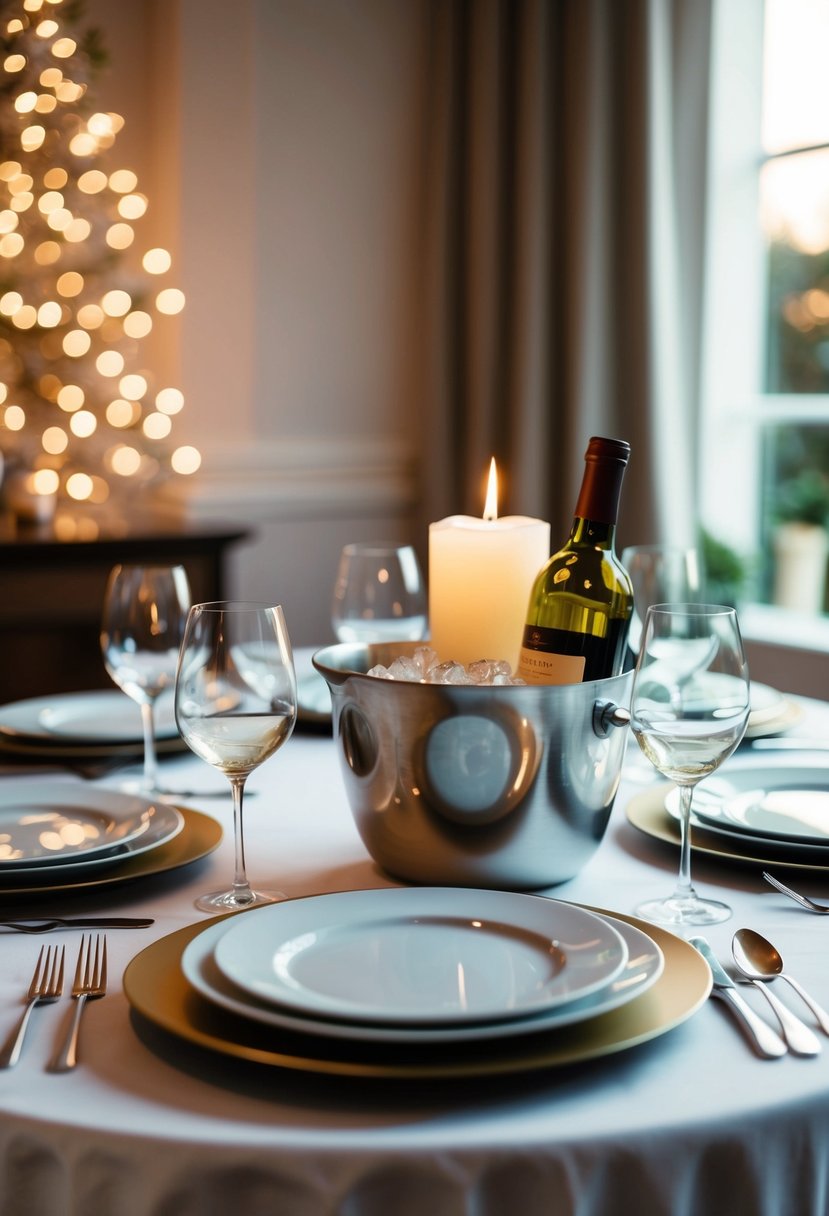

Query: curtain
[417,0,713,553]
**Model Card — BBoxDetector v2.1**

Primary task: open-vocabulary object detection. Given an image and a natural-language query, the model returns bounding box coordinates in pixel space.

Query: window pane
[762,150,829,394]
[763,0,829,154]
[761,423,829,613]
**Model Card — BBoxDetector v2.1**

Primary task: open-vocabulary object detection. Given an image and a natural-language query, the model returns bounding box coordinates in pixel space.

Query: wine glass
[621,544,701,662]
[331,543,427,643]
[101,564,191,795]
[174,601,297,911]
[630,603,750,927]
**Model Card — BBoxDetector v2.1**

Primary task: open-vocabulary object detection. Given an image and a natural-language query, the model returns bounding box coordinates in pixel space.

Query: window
[701,0,829,632]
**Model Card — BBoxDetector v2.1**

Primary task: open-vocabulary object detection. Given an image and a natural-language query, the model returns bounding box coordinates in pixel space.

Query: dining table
[0,650,828,1216]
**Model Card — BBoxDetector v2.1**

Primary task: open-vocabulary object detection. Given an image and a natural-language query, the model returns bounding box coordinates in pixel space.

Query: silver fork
[50,935,107,1073]
[763,871,829,914]
[0,944,65,1068]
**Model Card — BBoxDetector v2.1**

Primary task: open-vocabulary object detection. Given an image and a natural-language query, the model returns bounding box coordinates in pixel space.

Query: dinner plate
[37,690,178,742]
[626,784,829,874]
[664,798,829,858]
[124,907,709,1080]
[0,780,181,867]
[668,760,829,845]
[211,888,628,1027]
[0,804,184,884]
[0,806,221,899]
[0,689,179,745]
[743,683,803,740]
[183,908,663,1045]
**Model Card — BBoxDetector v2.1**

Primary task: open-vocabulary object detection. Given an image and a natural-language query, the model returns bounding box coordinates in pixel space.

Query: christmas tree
[0,0,199,521]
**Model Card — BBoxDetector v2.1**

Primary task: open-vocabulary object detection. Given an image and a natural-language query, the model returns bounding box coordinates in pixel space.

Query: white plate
[666,800,829,858]
[665,757,829,845]
[183,909,662,1045]
[296,671,332,724]
[211,888,629,1027]
[0,690,178,745]
[748,682,785,722]
[0,780,178,866]
[0,782,184,882]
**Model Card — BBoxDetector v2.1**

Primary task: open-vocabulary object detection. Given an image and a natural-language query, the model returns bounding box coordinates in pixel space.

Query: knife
[0,917,154,932]
[690,936,787,1059]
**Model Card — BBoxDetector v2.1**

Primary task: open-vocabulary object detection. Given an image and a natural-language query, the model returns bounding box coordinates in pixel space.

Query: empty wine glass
[630,603,750,926]
[621,544,701,662]
[101,564,191,795]
[174,601,297,911]
[331,543,427,643]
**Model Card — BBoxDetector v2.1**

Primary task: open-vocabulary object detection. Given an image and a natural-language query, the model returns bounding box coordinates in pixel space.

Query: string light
[0,0,200,508]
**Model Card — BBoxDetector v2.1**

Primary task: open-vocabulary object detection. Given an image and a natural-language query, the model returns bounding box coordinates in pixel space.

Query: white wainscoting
[156,437,421,647]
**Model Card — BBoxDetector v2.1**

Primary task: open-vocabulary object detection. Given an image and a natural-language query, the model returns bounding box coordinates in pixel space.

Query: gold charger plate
[123,906,711,1081]
[0,807,221,900]
[626,784,829,874]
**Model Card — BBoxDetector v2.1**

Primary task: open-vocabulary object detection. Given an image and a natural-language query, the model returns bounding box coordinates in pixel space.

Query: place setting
[124,885,713,1082]
[0,775,221,900]
[626,756,829,877]
[0,564,232,900]
[0,563,192,778]
[620,600,829,902]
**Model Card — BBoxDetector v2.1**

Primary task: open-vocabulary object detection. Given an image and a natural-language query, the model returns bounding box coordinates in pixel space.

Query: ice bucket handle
[592,700,631,739]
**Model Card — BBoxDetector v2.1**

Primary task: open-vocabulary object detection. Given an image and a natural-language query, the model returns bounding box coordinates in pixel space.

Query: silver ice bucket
[313,643,632,891]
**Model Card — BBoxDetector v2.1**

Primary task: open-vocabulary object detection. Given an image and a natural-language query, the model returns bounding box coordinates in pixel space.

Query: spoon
[731,930,824,1054]
[732,928,829,1037]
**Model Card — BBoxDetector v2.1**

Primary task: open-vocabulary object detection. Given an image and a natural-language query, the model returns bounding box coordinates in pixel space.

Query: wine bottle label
[516,644,586,686]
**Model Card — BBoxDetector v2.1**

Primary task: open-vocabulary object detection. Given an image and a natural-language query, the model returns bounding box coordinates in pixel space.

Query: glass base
[195,887,286,913]
[635,892,732,927]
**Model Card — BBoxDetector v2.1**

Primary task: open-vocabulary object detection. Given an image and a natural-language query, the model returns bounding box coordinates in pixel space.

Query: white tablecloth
[1,674,829,1216]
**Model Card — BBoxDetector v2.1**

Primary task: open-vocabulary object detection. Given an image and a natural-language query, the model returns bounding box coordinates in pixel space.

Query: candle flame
[483,457,498,521]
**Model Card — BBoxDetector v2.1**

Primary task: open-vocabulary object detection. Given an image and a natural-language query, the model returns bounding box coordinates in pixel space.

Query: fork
[50,935,107,1072]
[0,944,65,1068]
[763,871,829,914]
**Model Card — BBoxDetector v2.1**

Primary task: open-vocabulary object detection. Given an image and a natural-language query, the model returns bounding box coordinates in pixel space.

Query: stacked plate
[0,779,222,898]
[181,888,668,1046]
[627,754,829,874]
[0,688,186,761]
[744,683,803,740]
[121,886,719,1083]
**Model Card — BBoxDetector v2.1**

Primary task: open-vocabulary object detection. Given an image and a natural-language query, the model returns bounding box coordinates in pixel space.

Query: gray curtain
[417,0,712,553]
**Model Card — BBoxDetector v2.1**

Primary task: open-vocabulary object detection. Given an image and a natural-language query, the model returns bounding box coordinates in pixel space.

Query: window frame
[700,0,829,637]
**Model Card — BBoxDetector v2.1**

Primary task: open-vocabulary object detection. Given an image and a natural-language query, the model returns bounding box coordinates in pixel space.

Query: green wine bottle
[517,436,633,684]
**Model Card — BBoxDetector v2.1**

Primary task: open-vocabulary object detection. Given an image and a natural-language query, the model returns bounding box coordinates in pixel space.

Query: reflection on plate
[211,889,629,1026]
[627,783,829,874]
[0,807,221,899]
[183,910,663,1045]
[666,760,829,845]
[0,689,186,759]
[126,906,707,1080]
[0,780,180,867]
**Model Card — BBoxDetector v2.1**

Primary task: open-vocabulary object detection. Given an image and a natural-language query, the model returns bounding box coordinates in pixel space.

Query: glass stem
[674,783,696,899]
[139,701,158,793]
[230,775,254,904]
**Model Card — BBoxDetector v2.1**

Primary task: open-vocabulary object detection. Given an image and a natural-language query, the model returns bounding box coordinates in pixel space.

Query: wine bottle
[516,436,633,684]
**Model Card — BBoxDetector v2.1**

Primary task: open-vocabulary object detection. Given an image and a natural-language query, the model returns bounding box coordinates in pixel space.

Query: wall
[86,0,426,646]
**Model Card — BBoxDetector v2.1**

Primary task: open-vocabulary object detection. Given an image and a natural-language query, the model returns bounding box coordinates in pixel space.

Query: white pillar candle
[428,462,550,671]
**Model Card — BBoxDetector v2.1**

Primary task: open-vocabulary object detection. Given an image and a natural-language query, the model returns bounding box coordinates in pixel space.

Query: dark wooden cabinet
[0,514,249,702]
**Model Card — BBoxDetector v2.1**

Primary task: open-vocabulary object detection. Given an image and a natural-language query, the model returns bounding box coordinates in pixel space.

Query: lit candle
[428,460,550,670]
